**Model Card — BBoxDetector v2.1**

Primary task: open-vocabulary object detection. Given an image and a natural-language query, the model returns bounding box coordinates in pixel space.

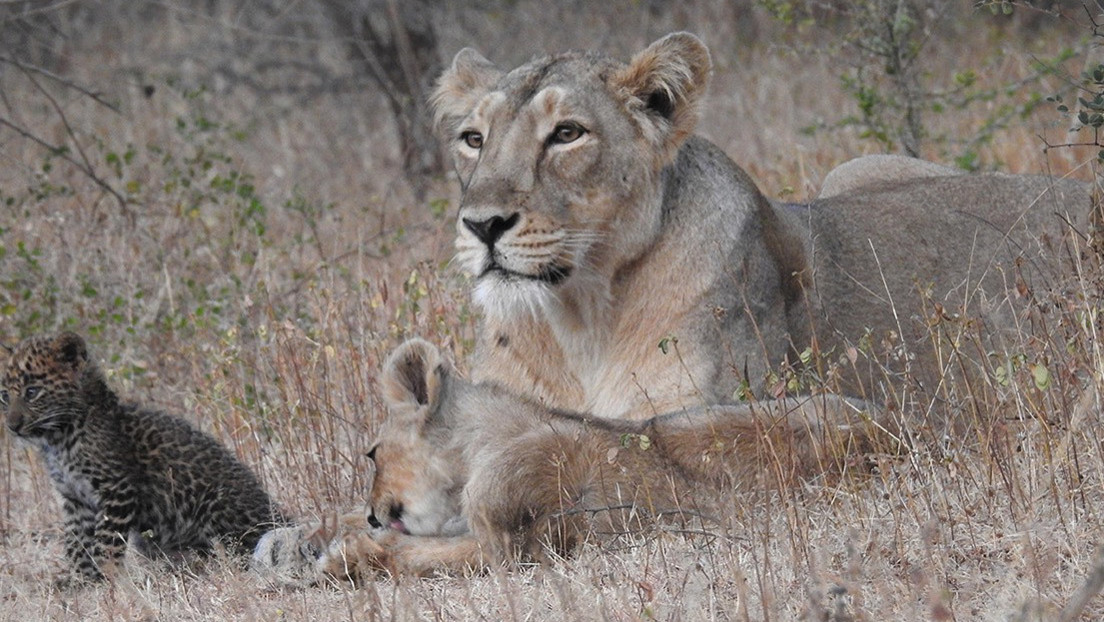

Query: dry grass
[2,2,1104,620]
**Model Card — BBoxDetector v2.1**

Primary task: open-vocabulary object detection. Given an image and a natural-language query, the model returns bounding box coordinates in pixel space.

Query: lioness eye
[550,123,585,145]
[460,130,483,149]
[0,389,7,405]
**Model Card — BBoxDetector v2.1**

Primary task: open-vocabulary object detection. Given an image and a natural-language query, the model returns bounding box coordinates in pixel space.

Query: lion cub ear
[612,32,712,164]
[381,339,450,416]
[431,48,503,139]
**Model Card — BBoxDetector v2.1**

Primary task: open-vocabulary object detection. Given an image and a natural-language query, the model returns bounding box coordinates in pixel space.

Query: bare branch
[15,62,106,195]
[209,58,362,101]
[0,115,127,209]
[0,55,120,114]
[0,0,80,15]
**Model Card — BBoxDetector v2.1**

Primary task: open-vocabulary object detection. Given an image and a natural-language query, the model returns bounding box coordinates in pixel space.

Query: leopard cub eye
[24,386,40,401]
[0,389,8,406]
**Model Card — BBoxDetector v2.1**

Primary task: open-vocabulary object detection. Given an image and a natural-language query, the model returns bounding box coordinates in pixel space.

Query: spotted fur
[2,332,285,584]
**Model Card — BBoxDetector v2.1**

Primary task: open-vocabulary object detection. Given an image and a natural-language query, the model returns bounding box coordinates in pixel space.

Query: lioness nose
[462,212,519,246]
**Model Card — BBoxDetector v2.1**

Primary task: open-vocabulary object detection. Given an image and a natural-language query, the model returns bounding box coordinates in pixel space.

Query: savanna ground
[2,1,1104,620]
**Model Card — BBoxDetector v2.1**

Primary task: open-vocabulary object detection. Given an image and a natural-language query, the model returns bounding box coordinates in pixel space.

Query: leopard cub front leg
[55,499,108,588]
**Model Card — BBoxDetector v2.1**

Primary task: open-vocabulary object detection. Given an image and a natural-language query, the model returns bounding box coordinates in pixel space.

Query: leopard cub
[2,331,285,585]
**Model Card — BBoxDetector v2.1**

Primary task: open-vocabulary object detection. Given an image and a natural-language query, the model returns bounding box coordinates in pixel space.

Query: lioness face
[367,339,465,537]
[433,34,711,319]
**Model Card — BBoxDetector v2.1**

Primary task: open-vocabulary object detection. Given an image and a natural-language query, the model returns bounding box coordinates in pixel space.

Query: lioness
[254,339,877,581]
[437,32,1090,418]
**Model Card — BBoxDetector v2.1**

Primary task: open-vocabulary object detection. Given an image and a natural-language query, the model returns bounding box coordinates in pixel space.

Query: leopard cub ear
[51,331,89,370]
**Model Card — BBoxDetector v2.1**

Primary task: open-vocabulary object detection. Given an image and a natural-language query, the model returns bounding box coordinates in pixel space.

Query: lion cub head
[367,339,556,539]
[433,33,712,319]
[366,339,465,537]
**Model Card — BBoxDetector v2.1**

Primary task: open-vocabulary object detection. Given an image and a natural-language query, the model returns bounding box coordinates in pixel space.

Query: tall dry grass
[1,2,1103,620]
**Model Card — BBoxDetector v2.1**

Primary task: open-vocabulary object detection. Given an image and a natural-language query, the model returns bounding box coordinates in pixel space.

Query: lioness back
[817,154,964,198]
[799,171,1087,391]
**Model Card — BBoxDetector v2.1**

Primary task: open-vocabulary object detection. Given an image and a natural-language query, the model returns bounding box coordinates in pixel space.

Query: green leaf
[658,335,678,355]
[994,364,1009,387]
[1031,364,1051,391]
[733,379,752,402]
[429,198,450,219]
[619,433,651,451]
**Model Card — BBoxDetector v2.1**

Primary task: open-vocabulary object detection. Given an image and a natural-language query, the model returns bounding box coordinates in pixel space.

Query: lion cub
[255,338,880,582]
[2,332,285,585]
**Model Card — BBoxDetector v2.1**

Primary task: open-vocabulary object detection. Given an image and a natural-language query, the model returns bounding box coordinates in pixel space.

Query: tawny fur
[254,339,882,582]
[435,32,1091,419]
[816,154,964,198]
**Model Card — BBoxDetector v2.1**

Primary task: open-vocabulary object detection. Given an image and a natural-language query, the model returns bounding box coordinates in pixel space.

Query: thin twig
[0,116,127,209]
[1044,139,1104,151]
[0,55,120,114]
[17,64,100,189]
[0,0,80,15]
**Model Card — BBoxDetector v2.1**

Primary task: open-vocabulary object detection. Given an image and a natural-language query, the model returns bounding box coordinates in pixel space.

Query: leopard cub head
[1,331,91,439]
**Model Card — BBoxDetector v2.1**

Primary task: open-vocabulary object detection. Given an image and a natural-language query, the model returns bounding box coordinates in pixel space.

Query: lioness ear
[381,338,449,414]
[431,48,503,139]
[611,32,712,163]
